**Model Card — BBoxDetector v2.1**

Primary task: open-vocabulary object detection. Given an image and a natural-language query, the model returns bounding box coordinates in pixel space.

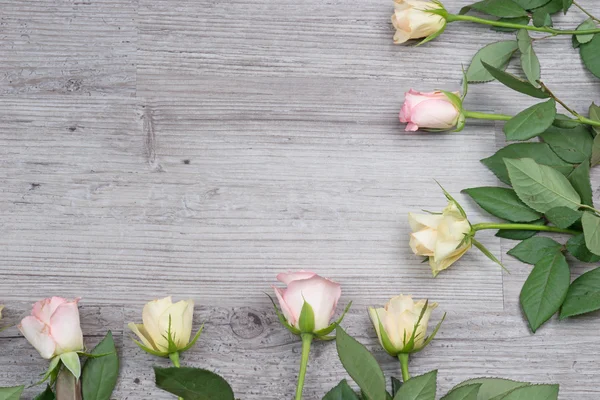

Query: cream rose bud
[129,296,200,356]
[18,297,84,360]
[409,201,472,276]
[369,295,440,355]
[400,89,461,132]
[273,271,342,334]
[392,0,446,44]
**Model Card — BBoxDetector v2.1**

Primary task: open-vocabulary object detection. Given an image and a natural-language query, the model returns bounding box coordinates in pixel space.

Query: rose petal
[49,300,84,354]
[283,275,341,331]
[128,322,157,350]
[19,316,56,359]
[276,271,316,285]
[142,296,173,349]
[32,297,68,325]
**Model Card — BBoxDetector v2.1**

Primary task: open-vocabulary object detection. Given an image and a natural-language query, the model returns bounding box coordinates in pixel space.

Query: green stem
[169,352,183,400]
[398,353,410,382]
[578,116,600,127]
[464,111,512,121]
[573,0,600,23]
[295,333,313,400]
[472,223,579,235]
[446,13,600,35]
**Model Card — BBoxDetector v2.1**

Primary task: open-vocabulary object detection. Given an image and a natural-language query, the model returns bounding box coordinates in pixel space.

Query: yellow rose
[392,0,446,44]
[409,201,472,276]
[129,296,201,357]
[369,295,441,355]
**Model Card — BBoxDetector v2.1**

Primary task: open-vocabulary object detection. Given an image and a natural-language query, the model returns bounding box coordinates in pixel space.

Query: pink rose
[400,89,461,131]
[18,297,84,359]
[273,271,342,332]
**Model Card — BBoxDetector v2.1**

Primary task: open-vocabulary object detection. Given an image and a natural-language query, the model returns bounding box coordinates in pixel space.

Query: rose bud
[19,297,84,360]
[369,294,444,356]
[129,296,202,357]
[392,0,447,44]
[409,199,472,276]
[272,271,348,338]
[400,89,463,132]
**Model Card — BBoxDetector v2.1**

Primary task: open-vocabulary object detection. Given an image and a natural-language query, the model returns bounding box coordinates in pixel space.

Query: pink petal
[32,297,68,325]
[405,122,419,131]
[276,271,316,285]
[49,300,84,354]
[19,316,56,359]
[410,99,459,129]
[273,286,298,326]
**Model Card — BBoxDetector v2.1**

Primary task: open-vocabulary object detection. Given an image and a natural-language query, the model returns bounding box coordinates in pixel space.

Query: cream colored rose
[409,201,472,276]
[392,0,446,44]
[369,295,439,355]
[129,296,199,356]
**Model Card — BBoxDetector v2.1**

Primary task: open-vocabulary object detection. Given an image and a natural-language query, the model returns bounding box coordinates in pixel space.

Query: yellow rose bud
[392,0,446,44]
[409,200,472,276]
[129,296,202,357]
[369,295,441,355]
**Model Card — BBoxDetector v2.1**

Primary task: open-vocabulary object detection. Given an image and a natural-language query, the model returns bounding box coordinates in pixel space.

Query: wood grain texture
[1,0,600,398]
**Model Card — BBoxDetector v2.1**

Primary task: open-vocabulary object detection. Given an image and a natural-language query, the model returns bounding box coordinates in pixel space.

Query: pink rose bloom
[400,89,461,132]
[273,271,342,331]
[19,297,84,359]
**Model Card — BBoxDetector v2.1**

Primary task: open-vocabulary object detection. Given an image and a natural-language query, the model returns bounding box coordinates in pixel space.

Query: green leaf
[441,384,481,400]
[504,99,556,141]
[482,143,572,185]
[505,158,581,213]
[499,384,559,400]
[81,331,119,400]
[393,370,437,400]
[562,0,573,12]
[0,386,25,400]
[336,326,387,400]
[532,10,552,27]
[582,212,600,255]
[552,113,581,129]
[466,41,519,83]
[520,252,570,332]
[513,0,552,8]
[491,17,531,32]
[60,352,82,380]
[463,187,541,222]
[454,378,530,400]
[391,377,403,397]
[298,301,315,333]
[517,29,541,86]
[589,102,600,135]
[592,136,600,166]
[497,219,545,240]
[34,386,55,400]
[545,207,582,228]
[576,19,596,44]
[566,234,600,262]
[323,380,361,400]
[561,266,600,318]
[465,0,528,17]
[507,237,562,264]
[154,367,235,400]
[568,161,593,206]
[580,33,600,79]
[541,124,593,163]
[481,62,550,98]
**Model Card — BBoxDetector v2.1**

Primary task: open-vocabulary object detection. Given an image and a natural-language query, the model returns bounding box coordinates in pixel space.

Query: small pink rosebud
[400,89,461,132]
[273,271,342,332]
[18,297,84,359]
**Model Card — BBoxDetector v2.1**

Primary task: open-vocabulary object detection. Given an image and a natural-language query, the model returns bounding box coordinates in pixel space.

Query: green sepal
[131,337,169,357]
[178,324,204,353]
[461,66,469,100]
[298,300,316,333]
[266,293,301,335]
[35,355,62,386]
[60,352,81,380]
[314,301,352,337]
[435,180,468,219]
[472,238,510,274]
[76,350,115,358]
[317,334,337,341]
[376,314,400,356]
[413,312,446,353]
[417,22,447,46]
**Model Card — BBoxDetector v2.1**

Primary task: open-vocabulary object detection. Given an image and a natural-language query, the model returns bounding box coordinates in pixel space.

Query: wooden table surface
[1,0,600,398]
